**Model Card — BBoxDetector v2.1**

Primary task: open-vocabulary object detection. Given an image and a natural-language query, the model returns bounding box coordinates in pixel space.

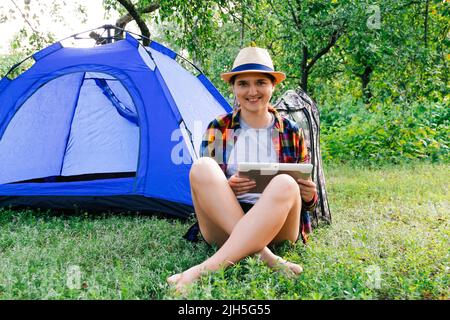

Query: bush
[320,101,449,165]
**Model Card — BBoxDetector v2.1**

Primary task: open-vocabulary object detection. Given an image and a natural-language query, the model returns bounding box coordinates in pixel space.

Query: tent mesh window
[0,72,139,184]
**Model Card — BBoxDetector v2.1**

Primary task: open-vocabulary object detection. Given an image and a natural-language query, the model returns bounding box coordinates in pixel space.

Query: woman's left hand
[296,178,317,203]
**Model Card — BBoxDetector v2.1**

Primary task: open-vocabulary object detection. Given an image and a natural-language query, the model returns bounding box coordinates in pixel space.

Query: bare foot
[258,250,303,276]
[167,264,208,294]
[270,257,303,276]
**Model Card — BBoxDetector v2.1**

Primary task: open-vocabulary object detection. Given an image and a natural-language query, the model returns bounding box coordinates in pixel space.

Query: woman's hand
[297,177,317,203]
[228,174,256,196]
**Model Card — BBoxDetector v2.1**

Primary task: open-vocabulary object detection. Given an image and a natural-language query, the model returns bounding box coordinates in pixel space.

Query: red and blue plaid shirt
[200,106,317,243]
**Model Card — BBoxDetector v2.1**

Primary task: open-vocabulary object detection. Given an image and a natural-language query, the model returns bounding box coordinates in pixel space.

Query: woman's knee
[190,157,222,185]
[266,174,300,200]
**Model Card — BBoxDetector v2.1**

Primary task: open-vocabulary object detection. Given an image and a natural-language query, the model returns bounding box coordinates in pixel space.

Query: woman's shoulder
[207,111,235,128]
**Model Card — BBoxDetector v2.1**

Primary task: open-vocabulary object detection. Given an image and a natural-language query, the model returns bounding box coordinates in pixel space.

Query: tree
[3,0,447,106]
[102,0,157,45]
[0,0,89,56]
[304,0,449,105]
[210,0,361,95]
[103,0,230,67]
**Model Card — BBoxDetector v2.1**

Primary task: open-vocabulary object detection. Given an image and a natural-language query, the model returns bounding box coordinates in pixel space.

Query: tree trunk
[116,0,153,46]
[300,30,342,93]
[360,65,373,103]
[424,0,429,48]
[301,45,308,92]
[115,2,160,41]
[240,7,245,48]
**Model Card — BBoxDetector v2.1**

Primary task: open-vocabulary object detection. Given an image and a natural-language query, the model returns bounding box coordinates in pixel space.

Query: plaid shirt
[200,106,317,243]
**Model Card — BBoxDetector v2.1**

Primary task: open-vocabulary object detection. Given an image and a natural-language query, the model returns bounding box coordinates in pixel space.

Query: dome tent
[0,27,231,219]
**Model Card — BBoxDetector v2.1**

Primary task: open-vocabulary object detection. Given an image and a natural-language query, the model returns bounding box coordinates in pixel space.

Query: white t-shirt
[226,114,278,204]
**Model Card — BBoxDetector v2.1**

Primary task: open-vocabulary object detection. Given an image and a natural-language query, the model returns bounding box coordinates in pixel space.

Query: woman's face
[233,72,275,113]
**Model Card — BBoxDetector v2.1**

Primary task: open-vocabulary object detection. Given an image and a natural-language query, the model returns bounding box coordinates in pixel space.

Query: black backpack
[274,88,332,228]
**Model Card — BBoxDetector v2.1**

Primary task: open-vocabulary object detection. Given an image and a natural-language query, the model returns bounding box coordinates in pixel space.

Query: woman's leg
[189,157,245,247]
[196,173,301,266]
[189,158,302,272]
[168,158,302,289]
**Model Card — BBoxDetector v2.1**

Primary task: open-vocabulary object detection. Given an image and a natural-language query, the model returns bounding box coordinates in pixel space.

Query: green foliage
[1,0,449,166]
[321,101,449,165]
[145,0,449,110]
[4,0,449,106]
[306,0,450,104]
[9,27,56,57]
[0,54,20,78]
[0,53,36,79]
[1,0,88,57]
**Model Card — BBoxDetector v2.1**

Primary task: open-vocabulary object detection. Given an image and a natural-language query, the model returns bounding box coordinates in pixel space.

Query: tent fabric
[0,72,85,184]
[0,195,193,220]
[150,49,228,154]
[60,73,140,176]
[0,33,232,217]
[0,178,135,196]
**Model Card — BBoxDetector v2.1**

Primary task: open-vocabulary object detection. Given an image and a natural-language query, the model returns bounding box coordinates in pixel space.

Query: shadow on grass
[0,204,191,226]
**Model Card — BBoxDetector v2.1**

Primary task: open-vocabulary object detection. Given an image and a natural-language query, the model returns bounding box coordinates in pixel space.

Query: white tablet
[237,162,313,193]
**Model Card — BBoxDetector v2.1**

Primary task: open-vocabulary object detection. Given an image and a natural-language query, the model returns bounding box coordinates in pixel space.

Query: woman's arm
[297,128,318,211]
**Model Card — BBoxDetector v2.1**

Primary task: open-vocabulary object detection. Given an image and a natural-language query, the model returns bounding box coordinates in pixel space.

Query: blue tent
[0,32,231,218]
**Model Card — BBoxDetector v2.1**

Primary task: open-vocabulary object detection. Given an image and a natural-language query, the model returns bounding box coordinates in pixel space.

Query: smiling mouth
[247,97,261,102]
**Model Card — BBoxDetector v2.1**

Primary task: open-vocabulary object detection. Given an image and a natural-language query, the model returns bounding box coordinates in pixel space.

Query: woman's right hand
[228,174,256,196]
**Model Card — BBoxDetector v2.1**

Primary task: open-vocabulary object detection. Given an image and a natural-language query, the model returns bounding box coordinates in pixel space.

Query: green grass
[0,163,448,299]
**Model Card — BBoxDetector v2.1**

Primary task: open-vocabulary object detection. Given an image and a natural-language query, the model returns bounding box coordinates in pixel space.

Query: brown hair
[229,73,276,85]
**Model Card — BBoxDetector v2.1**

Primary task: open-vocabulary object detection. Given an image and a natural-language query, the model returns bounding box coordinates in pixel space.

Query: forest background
[0,0,448,166]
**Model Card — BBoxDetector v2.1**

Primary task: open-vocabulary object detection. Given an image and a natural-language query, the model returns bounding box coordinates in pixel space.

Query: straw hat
[221,47,286,84]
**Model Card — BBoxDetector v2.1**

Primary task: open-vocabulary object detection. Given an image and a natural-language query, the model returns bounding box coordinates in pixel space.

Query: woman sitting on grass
[167,46,318,292]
